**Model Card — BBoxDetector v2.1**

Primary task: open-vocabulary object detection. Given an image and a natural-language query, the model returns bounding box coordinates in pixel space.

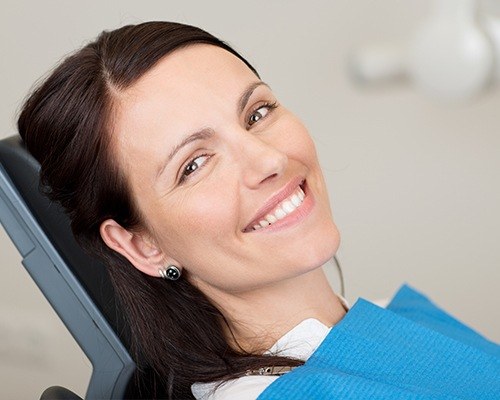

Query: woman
[18,21,499,400]
[19,21,343,398]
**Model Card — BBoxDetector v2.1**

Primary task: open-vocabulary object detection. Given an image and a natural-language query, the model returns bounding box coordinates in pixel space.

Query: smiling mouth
[243,180,306,232]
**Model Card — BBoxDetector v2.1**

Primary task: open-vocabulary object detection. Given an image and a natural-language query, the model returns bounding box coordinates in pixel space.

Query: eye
[179,153,210,183]
[247,101,278,127]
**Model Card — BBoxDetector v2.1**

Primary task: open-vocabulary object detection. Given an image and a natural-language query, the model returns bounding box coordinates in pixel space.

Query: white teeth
[266,214,278,224]
[282,200,296,214]
[291,194,301,207]
[259,219,270,228]
[250,184,306,230]
[275,208,287,219]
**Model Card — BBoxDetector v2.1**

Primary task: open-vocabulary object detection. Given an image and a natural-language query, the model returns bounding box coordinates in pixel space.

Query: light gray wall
[1,1,499,397]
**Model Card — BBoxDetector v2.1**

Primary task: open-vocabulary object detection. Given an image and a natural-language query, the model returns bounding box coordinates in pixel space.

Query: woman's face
[111,44,340,294]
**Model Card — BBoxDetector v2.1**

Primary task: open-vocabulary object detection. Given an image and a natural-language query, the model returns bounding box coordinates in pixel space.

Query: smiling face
[109,44,340,295]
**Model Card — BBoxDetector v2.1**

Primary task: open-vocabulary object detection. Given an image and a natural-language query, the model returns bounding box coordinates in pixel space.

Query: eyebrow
[238,81,270,114]
[156,81,270,181]
[156,128,214,180]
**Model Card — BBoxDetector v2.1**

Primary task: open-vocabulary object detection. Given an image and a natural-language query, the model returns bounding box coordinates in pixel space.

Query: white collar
[191,318,331,399]
[191,296,350,399]
[264,318,331,361]
[265,294,349,361]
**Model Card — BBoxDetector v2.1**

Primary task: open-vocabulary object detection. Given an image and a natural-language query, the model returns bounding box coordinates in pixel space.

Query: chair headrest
[0,134,130,348]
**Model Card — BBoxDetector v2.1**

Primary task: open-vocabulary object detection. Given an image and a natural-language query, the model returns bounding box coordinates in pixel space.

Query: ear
[99,219,176,277]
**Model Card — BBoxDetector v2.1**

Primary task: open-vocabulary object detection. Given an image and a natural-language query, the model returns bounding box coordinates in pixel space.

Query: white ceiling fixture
[350,0,500,102]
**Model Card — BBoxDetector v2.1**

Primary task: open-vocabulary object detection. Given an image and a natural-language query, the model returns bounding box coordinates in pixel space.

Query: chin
[299,220,341,272]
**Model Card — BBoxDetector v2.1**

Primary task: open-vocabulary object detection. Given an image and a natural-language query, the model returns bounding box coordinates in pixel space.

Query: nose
[237,133,288,189]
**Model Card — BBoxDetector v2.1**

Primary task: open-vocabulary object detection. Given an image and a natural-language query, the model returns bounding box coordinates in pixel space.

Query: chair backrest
[0,134,135,399]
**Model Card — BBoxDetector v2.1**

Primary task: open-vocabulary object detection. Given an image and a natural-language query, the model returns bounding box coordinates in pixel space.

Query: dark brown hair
[18,21,302,399]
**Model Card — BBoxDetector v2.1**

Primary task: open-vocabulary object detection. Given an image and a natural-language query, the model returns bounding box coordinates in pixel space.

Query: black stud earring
[159,265,181,281]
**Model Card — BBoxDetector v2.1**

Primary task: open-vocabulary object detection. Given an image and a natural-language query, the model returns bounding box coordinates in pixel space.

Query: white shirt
[191,318,331,400]
[191,296,352,400]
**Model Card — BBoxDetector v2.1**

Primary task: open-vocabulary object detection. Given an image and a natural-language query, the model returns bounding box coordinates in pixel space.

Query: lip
[243,176,308,232]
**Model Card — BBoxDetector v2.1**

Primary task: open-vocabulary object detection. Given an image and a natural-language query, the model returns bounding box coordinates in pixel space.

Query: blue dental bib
[258,285,500,399]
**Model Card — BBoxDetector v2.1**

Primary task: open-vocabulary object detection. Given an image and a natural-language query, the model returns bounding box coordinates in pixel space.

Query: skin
[100,44,345,352]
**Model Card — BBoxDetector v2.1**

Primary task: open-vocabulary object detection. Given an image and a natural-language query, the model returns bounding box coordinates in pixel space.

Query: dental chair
[0,135,166,399]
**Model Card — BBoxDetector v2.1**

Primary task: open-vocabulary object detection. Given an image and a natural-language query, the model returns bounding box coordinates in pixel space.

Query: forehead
[111,44,259,178]
[114,44,257,133]
[120,44,255,109]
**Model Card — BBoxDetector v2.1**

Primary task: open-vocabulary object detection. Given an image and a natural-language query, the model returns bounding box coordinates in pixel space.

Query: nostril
[260,173,278,184]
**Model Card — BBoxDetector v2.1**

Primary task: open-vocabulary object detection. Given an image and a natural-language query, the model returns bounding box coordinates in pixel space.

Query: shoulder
[191,375,279,400]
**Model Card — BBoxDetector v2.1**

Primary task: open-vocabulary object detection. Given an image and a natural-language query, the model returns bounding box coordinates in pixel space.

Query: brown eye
[248,108,265,126]
[180,154,210,182]
[247,102,278,127]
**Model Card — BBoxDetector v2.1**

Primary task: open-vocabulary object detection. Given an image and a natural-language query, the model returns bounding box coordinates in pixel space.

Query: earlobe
[99,219,169,277]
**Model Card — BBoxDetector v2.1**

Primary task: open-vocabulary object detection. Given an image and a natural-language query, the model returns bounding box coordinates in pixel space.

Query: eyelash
[178,101,279,184]
[179,153,211,184]
[247,101,279,128]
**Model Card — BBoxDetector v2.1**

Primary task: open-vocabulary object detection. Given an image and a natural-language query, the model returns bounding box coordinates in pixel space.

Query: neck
[197,267,346,353]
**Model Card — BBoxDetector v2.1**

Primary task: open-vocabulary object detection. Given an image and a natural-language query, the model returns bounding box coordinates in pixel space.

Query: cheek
[279,117,321,169]
[154,181,240,256]
[182,190,234,236]
[281,116,333,210]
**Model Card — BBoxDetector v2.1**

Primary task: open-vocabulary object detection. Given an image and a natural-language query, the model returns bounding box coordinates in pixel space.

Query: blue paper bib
[258,285,500,399]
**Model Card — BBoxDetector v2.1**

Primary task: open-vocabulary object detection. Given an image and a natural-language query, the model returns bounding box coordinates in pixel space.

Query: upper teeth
[252,186,305,231]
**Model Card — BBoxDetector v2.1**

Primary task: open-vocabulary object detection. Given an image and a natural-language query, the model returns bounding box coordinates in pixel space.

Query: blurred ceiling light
[349,0,500,102]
